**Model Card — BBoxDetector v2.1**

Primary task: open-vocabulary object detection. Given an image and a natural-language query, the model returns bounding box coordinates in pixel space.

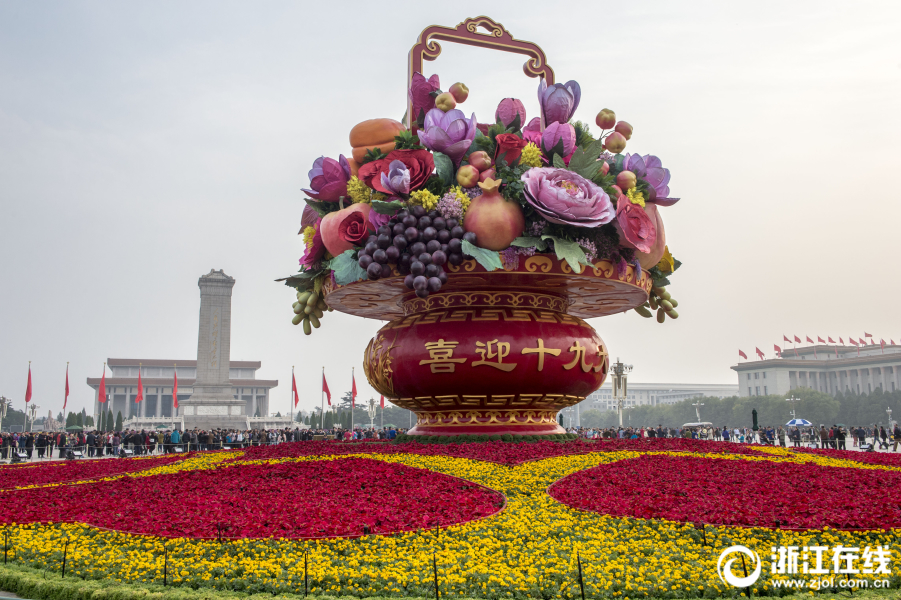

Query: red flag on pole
[828,337,836,343]
[322,372,331,405]
[351,370,357,410]
[865,332,873,338]
[380,395,384,409]
[173,365,179,409]
[291,367,300,407]
[892,340,897,346]
[783,335,791,343]
[774,344,781,357]
[793,335,801,343]
[64,363,69,411]
[25,362,32,403]
[817,336,825,343]
[859,337,867,346]
[806,336,814,344]
[98,364,107,404]
[738,349,748,360]
[880,339,885,353]
[850,339,858,345]
[135,367,144,403]
[755,347,765,359]
[839,337,844,344]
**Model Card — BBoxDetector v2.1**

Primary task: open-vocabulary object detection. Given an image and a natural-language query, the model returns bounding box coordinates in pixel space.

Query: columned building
[587,382,739,411]
[732,344,901,397]
[87,358,278,427]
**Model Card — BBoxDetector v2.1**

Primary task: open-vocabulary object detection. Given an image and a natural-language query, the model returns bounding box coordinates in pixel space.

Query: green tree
[76,413,83,428]
[106,409,114,432]
[115,411,123,432]
[85,415,94,427]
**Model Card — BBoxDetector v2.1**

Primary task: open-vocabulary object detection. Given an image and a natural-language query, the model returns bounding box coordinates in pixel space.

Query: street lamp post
[0,397,11,434]
[786,395,800,421]
[692,400,704,422]
[887,407,894,430]
[27,404,39,432]
[366,398,377,430]
[610,358,633,427]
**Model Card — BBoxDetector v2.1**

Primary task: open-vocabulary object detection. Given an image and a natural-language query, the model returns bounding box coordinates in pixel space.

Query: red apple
[614,121,633,140]
[456,165,480,187]
[435,92,456,112]
[449,83,469,103]
[600,161,610,176]
[604,132,627,153]
[468,151,492,172]
[478,168,497,182]
[616,171,637,191]
[595,109,616,129]
[319,203,374,257]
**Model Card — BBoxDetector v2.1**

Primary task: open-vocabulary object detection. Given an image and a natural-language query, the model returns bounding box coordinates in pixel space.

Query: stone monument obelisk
[179,269,249,430]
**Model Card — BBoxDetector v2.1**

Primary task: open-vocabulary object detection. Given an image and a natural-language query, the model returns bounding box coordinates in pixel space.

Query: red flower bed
[789,446,901,468]
[0,458,504,539]
[548,454,901,530]
[0,454,187,490]
[234,438,762,466]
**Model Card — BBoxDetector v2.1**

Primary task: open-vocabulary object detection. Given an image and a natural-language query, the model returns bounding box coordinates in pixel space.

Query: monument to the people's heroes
[179,269,250,430]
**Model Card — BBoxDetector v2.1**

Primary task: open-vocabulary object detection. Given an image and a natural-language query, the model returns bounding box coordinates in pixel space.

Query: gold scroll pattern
[362,331,399,398]
[414,410,560,427]
[403,291,568,316]
[390,394,585,412]
[384,307,590,331]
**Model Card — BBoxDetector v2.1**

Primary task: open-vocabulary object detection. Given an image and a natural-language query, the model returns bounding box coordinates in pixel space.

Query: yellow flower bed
[2,448,898,598]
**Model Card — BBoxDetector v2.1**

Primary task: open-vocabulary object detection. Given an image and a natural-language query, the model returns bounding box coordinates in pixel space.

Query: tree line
[578,387,901,429]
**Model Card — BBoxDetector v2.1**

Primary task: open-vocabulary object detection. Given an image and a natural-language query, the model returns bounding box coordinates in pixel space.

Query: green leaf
[371,199,405,215]
[433,152,454,187]
[552,154,567,169]
[567,139,606,180]
[331,250,368,285]
[653,276,671,288]
[672,258,682,272]
[461,240,502,272]
[541,235,592,273]
[304,199,333,218]
[510,236,548,251]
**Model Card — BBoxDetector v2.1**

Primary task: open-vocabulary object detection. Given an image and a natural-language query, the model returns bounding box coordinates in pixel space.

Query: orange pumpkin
[347,158,361,178]
[349,118,405,163]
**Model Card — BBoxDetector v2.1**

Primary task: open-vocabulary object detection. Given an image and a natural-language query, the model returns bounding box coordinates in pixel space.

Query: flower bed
[0,458,504,539]
[548,453,901,529]
[233,438,763,466]
[0,453,188,490]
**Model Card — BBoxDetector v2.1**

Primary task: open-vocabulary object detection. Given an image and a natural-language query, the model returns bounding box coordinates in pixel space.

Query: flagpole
[291,365,294,425]
[352,366,355,432]
[321,367,324,431]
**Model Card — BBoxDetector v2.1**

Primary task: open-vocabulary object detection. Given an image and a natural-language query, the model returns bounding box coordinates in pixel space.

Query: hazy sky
[1,0,899,417]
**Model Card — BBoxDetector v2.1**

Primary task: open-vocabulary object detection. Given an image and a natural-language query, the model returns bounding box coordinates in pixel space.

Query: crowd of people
[3,422,901,462]
[565,423,901,451]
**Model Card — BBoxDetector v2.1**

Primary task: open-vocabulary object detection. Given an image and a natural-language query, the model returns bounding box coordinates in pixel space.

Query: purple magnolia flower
[522,117,542,145]
[521,167,614,228]
[541,122,576,158]
[538,79,581,128]
[409,72,440,125]
[301,155,351,202]
[379,160,411,196]
[622,154,680,206]
[495,98,526,128]
[419,108,478,165]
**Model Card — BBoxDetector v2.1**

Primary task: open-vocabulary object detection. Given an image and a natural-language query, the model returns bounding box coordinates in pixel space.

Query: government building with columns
[732,343,901,397]
[86,358,279,428]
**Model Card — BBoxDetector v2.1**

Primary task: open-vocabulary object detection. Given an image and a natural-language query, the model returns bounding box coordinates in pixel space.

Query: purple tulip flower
[541,122,576,159]
[380,160,411,196]
[521,167,615,228]
[538,79,581,129]
[419,108,478,166]
[622,153,680,206]
[522,117,542,145]
[495,98,526,128]
[301,155,351,202]
[409,72,441,126]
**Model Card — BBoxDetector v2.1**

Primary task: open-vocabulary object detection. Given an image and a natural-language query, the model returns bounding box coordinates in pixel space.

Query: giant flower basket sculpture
[284,16,683,436]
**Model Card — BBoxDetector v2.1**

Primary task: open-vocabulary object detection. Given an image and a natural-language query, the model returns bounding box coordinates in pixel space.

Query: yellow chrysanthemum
[450,185,472,217]
[409,189,439,211]
[520,142,543,168]
[626,186,646,207]
[301,226,316,249]
[656,245,675,274]
[346,176,371,204]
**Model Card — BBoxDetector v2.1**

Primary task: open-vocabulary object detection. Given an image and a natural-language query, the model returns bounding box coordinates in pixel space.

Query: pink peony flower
[614,196,657,253]
[520,167,615,228]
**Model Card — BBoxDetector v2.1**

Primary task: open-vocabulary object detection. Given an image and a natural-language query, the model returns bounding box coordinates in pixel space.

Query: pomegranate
[462,178,525,251]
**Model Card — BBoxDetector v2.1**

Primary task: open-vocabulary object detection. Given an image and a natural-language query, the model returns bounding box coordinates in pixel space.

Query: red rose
[493,133,528,166]
[358,149,434,194]
[614,196,657,254]
[338,211,370,245]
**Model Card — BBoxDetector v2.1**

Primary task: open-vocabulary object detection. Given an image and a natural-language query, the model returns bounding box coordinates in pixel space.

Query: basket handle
[406,16,555,128]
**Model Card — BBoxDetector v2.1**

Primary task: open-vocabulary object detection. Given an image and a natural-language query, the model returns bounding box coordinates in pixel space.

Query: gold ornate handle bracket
[407,16,555,128]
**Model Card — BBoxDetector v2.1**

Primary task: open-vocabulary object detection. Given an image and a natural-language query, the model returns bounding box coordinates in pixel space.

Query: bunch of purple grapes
[356,205,477,298]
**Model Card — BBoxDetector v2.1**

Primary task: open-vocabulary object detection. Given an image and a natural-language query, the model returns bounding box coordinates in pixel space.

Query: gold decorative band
[390,394,585,411]
[415,409,559,427]
[403,291,568,316]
